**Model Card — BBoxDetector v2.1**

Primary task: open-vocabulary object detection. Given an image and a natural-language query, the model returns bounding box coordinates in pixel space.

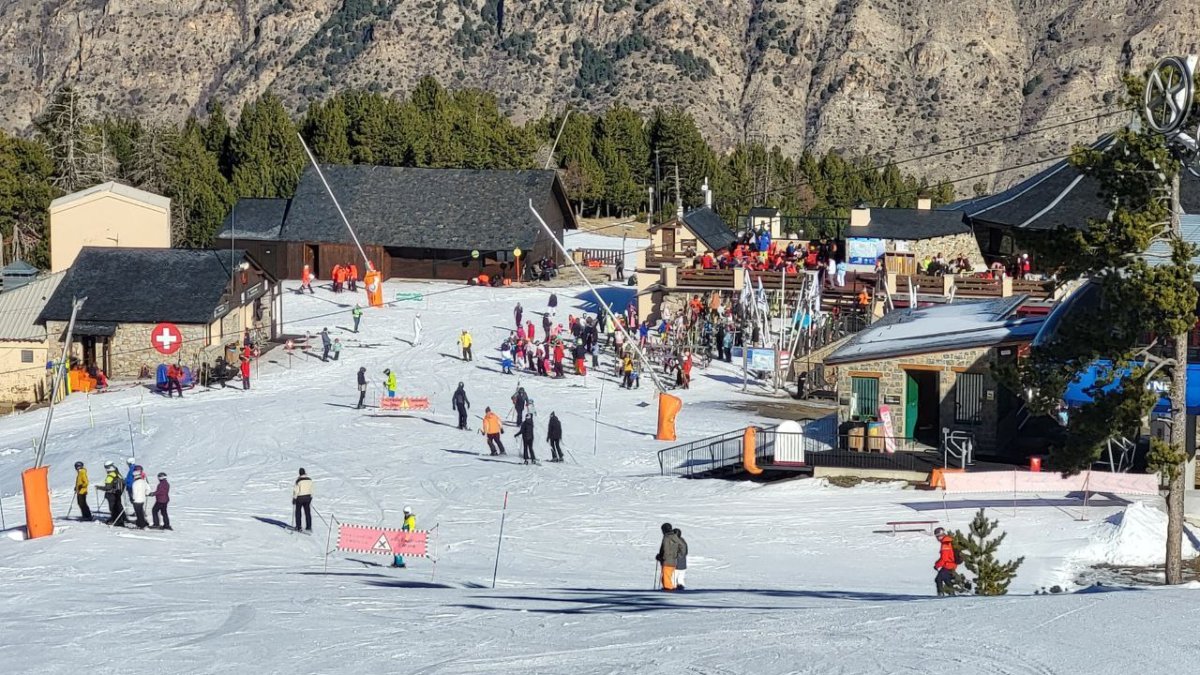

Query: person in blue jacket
[124,457,137,501]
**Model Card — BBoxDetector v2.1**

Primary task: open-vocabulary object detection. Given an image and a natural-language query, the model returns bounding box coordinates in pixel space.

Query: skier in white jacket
[130,468,150,530]
[412,313,423,345]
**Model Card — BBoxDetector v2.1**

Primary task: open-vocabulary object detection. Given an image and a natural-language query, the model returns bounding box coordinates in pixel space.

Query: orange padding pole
[22,466,53,539]
[742,427,763,475]
[364,269,384,308]
[656,393,682,441]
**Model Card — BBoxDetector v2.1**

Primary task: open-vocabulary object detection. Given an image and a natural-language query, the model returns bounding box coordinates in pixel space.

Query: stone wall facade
[48,320,219,380]
[832,345,1007,452]
[901,232,986,270]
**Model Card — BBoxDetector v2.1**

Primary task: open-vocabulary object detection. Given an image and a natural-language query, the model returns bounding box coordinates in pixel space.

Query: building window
[20,349,33,363]
[850,376,879,421]
[955,372,985,424]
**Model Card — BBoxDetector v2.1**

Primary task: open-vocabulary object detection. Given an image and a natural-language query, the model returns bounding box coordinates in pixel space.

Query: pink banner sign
[337,524,428,556]
[379,396,431,411]
[878,405,897,453]
[941,470,1160,495]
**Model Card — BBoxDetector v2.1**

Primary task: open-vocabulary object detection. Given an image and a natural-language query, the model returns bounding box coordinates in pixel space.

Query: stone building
[824,297,1043,456]
[48,182,171,273]
[843,198,984,275]
[38,248,280,379]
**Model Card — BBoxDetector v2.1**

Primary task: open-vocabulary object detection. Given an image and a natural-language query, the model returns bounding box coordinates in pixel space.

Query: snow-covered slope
[0,281,1195,674]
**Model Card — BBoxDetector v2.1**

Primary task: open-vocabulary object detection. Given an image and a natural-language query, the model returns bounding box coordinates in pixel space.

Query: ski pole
[491,491,509,589]
[653,561,660,590]
[0,492,6,531]
[66,490,74,520]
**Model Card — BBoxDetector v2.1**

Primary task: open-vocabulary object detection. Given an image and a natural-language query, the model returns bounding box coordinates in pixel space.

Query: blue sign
[747,348,776,371]
[847,237,885,266]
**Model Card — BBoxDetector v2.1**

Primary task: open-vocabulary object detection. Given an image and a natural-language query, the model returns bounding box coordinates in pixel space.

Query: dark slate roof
[270,165,577,251]
[844,208,969,240]
[681,206,738,251]
[748,206,781,217]
[218,198,290,240]
[952,135,1200,231]
[38,248,251,325]
[826,296,1042,364]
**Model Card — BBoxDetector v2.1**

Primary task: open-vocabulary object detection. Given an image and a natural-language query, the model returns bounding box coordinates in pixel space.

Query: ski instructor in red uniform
[933,527,958,597]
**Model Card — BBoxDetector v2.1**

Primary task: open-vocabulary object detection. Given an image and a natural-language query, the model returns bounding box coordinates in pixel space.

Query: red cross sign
[151,323,183,355]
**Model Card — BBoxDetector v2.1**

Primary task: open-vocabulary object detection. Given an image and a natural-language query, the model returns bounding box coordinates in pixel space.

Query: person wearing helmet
[933,527,959,597]
[130,467,150,529]
[392,506,416,569]
[459,330,473,361]
[151,472,171,530]
[515,412,538,465]
[102,462,127,527]
[73,461,92,521]
[356,367,368,409]
[452,382,470,430]
[383,368,397,398]
[124,457,137,502]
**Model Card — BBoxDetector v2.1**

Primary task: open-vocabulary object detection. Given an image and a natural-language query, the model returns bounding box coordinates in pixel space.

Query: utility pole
[654,148,661,217]
[35,297,86,468]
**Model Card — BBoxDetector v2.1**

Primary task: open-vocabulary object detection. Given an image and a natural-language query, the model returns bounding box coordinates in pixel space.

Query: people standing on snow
[681,351,693,390]
[547,412,564,463]
[240,350,252,389]
[124,457,136,502]
[151,472,171,530]
[512,386,529,421]
[165,363,184,398]
[933,527,959,597]
[320,328,332,362]
[412,313,423,345]
[131,468,150,529]
[542,314,552,341]
[383,369,397,398]
[514,303,523,330]
[656,523,684,591]
[392,506,416,569]
[621,355,634,389]
[548,293,558,318]
[73,461,93,521]
[459,330,474,361]
[452,382,470,430]
[672,528,688,590]
[356,367,368,409]
[515,413,538,464]
[293,468,313,532]
[332,338,342,361]
[352,304,363,333]
[481,407,506,456]
[103,461,127,527]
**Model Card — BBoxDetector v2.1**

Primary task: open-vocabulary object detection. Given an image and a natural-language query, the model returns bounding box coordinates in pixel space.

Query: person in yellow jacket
[383,368,397,398]
[459,330,473,361]
[621,355,634,389]
[73,461,92,521]
[392,506,416,568]
[481,407,506,455]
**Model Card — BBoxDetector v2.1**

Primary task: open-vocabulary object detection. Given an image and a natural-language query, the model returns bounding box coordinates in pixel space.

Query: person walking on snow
[103,461,127,527]
[392,506,416,568]
[542,314,552,341]
[352,304,363,333]
[151,472,171,530]
[452,382,470,430]
[933,527,959,596]
[383,369,397,398]
[332,338,342,361]
[655,523,684,591]
[514,303,523,330]
[459,330,473,361]
[547,412,564,463]
[515,413,538,464]
[293,468,313,532]
[356,367,368,409]
[672,528,688,590]
[320,328,332,362]
[73,461,92,521]
[412,313,423,345]
[548,292,558,318]
[481,407,506,455]
[511,385,529,422]
[131,468,150,529]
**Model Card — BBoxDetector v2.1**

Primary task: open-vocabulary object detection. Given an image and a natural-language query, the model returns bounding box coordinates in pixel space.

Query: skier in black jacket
[515,413,538,464]
[356,367,368,409]
[512,386,529,422]
[547,412,564,463]
[452,382,470,430]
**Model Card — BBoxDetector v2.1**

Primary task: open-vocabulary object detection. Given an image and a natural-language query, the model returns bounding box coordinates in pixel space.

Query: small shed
[843,199,982,275]
[0,271,66,404]
[48,182,171,273]
[649,206,738,256]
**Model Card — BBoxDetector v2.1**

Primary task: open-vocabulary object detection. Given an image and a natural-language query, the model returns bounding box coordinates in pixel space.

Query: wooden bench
[883,520,938,535]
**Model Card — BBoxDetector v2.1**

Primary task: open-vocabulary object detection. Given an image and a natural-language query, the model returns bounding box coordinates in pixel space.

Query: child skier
[392,506,416,568]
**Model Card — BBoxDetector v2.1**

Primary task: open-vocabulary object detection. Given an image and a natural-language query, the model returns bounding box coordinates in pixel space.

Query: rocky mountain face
[1,0,1197,190]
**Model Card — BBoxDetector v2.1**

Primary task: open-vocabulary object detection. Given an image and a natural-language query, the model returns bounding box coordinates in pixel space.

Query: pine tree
[35,86,115,192]
[168,122,235,247]
[301,97,352,165]
[952,509,1024,596]
[0,129,57,268]
[229,92,305,198]
[202,100,232,178]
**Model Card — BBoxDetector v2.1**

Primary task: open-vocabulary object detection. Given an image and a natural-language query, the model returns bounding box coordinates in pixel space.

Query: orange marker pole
[22,467,53,539]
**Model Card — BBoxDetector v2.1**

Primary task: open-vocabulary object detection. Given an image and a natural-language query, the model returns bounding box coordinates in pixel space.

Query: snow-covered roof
[826,297,1044,364]
[49,181,171,212]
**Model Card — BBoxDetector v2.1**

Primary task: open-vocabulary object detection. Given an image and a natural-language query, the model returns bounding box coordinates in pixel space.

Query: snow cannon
[742,427,763,475]
[22,466,53,539]
[365,268,384,308]
[656,393,682,441]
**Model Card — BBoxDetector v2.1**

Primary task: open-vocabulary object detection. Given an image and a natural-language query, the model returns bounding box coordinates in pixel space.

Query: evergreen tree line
[0,76,952,269]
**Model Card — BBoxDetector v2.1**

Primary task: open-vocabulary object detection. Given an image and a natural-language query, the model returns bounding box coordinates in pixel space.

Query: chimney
[916,197,932,211]
[702,177,712,208]
[850,205,871,228]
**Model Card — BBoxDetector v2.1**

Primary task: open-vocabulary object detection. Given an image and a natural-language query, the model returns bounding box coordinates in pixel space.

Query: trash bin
[1030,456,1042,472]
[867,422,885,452]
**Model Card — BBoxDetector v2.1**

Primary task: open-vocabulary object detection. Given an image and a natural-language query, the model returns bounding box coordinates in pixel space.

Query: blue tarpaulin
[1063,360,1200,414]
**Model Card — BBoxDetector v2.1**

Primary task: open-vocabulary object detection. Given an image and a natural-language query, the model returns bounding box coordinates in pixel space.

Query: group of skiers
[75,458,170,530]
[655,522,689,591]
[453,381,565,464]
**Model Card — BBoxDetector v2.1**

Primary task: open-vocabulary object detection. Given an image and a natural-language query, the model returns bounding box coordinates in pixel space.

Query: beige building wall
[49,185,171,272]
[0,341,51,404]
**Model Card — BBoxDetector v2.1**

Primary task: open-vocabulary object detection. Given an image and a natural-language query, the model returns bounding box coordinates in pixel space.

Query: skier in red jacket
[933,527,958,597]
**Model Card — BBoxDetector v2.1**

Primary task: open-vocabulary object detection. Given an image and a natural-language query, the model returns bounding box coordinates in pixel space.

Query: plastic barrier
[941,470,1160,494]
[22,466,53,539]
[742,427,763,475]
[365,269,384,308]
[656,393,682,441]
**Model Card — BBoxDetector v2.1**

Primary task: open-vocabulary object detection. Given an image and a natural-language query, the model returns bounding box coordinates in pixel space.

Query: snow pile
[1079,501,1200,566]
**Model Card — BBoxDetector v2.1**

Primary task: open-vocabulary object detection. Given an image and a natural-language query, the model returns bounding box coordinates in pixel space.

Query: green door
[904,372,918,437]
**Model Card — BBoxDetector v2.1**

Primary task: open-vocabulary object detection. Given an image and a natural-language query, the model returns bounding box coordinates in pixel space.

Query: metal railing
[941,429,976,468]
[658,429,748,477]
